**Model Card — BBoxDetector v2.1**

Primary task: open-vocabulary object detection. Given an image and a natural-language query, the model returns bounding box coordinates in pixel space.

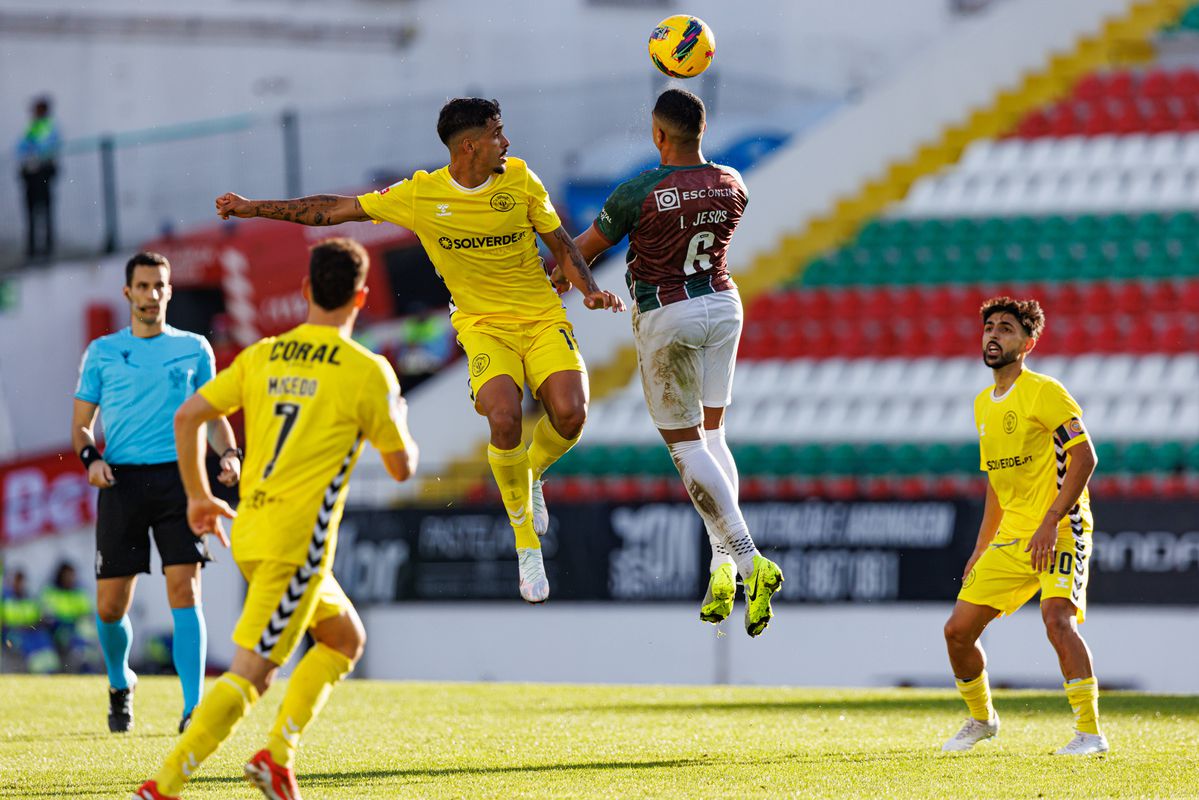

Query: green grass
[0,676,1196,799]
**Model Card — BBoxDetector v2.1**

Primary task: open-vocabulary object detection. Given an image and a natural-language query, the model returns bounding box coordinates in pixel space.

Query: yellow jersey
[199,324,413,568]
[357,157,567,333]
[974,368,1092,539]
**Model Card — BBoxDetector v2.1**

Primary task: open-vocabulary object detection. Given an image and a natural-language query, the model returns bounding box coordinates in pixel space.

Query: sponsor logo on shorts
[654,187,680,211]
[490,192,516,212]
[1003,410,1018,434]
[438,231,526,249]
[471,354,491,376]
[963,569,976,588]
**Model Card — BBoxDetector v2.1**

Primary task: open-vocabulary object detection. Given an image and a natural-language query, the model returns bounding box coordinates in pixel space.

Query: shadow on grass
[559,693,1199,718]
[190,755,775,788]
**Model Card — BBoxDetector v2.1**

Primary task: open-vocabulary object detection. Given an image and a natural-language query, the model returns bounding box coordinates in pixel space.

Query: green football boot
[743,555,784,637]
[699,562,736,624]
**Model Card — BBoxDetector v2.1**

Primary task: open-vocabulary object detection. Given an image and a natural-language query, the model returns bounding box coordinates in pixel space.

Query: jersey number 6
[683,231,715,275]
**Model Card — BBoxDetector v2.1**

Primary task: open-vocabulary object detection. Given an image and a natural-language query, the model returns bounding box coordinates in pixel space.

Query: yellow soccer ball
[648,15,715,79]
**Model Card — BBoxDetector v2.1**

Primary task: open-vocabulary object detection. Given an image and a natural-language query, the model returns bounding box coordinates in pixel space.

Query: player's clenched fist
[583,290,626,312]
[215,192,255,220]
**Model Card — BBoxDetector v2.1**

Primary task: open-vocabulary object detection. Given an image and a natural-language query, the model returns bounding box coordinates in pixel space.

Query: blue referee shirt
[75,325,216,465]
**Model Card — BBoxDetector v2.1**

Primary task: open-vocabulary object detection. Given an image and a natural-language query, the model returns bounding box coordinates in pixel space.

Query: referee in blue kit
[70,251,242,734]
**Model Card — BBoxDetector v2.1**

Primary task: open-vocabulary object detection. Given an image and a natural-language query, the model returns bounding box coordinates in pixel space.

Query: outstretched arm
[215,193,370,226]
[539,225,625,312]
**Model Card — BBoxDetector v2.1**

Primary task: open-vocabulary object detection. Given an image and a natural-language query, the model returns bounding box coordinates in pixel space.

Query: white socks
[668,437,759,578]
[702,427,738,573]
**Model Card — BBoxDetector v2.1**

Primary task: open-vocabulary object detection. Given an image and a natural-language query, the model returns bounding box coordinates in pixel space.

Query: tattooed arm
[214,193,370,226]
[538,225,626,312]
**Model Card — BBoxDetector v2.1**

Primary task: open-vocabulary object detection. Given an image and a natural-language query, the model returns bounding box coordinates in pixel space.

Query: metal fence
[0,76,839,269]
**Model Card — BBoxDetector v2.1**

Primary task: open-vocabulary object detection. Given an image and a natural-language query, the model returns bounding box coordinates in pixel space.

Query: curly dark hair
[309,238,369,311]
[436,97,501,145]
[979,296,1045,339]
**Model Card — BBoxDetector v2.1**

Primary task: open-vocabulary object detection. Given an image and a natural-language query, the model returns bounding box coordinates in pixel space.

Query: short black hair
[309,238,369,310]
[125,251,170,286]
[980,296,1046,339]
[437,97,501,146]
[653,88,705,141]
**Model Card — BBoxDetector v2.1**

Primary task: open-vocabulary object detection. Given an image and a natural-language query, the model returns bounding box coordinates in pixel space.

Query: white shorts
[631,289,743,430]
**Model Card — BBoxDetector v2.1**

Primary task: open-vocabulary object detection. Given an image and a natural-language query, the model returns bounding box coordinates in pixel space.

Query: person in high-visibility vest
[2,569,58,674]
[40,562,97,672]
[14,95,60,260]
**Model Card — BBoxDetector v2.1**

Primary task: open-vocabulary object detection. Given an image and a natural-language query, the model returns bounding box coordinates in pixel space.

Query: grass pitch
[0,676,1195,799]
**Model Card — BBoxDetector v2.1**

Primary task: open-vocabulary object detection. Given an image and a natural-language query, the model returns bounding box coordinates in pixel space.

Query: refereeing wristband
[79,445,102,469]
[221,447,244,460]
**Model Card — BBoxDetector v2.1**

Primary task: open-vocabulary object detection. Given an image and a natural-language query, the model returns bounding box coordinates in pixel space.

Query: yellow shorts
[231,560,354,666]
[958,523,1093,622]
[457,317,586,404]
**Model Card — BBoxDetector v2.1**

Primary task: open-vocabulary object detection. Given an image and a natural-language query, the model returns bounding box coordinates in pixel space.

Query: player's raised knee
[552,405,586,440]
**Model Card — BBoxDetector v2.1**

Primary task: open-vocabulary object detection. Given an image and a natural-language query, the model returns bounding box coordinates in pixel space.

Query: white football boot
[1054,731,1109,755]
[942,715,1000,752]
[517,547,550,604]
[531,479,549,537]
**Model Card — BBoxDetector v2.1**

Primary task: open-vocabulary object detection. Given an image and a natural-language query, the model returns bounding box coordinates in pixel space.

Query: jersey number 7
[263,401,301,479]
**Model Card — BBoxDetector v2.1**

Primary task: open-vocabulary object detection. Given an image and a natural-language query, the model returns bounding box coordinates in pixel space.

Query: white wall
[0,0,956,149]
[360,602,1199,693]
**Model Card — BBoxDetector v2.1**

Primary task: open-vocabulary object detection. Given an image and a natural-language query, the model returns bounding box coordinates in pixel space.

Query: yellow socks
[266,643,354,769]
[154,672,259,796]
[527,415,580,480]
[488,443,538,549]
[1064,676,1101,735]
[956,671,996,722]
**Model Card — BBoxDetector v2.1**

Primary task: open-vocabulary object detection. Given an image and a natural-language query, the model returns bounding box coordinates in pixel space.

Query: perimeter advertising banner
[335,499,1199,605]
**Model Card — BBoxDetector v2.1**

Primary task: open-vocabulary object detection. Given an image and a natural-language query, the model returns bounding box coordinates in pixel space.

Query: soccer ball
[648,15,715,79]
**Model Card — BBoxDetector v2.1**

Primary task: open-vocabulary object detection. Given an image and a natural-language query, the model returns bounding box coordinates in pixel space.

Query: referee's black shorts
[95,462,211,579]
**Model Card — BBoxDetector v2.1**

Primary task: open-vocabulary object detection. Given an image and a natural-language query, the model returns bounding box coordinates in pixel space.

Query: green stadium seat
[860,443,896,476]
[1094,441,1120,471]
[1153,441,1185,472]
[1183,441,1199,471]
[825,443,859,475]
[1119,442,1155,473]
[794,443,826,475]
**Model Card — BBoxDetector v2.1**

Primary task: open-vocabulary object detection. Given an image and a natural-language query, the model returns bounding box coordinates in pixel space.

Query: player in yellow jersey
[214,97,625,604]
[940,296,1107,757]
[135,239,418,800]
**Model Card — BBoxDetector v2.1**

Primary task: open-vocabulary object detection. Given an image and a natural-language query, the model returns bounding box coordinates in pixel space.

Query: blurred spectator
[1,568,59,674]
[40,561,99,672]
[15,95,61,261]
[396,308,456,391]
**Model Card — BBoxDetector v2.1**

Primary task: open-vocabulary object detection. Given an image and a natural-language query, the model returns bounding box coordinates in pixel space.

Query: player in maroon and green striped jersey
[568,88,783,637]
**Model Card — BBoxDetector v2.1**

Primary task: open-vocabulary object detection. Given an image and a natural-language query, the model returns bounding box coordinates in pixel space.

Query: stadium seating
[508,14,1199,505]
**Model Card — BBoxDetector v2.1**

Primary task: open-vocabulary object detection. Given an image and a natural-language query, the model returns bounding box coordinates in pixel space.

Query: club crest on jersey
[654,187,680,211]
[490,192,515,212]
[1003,410,1018,434]
[436,203,452,217]
[471,354,491,376]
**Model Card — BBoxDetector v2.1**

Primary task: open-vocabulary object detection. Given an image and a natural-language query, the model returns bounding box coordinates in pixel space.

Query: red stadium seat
[1142,69,1174,99]
[1180,281,1199,314]
[1153,320,1190,353]
[1146,281,1179,314]
[1176,67,1199,97]
[1113,281,1147,316]
[1072,73,1105,102]
[1106,71,1136,100]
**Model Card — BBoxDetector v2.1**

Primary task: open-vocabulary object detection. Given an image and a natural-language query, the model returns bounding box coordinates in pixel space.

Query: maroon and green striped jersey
[593,162,747,312]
